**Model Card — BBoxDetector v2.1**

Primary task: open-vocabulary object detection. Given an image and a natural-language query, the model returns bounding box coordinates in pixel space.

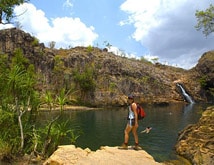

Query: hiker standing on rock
[119,94,142,150]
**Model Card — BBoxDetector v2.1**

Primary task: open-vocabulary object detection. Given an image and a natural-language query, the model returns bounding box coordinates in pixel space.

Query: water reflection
[38,103,209,162]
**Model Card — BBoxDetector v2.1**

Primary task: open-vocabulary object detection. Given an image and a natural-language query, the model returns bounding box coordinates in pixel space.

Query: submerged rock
[44,145,163,165]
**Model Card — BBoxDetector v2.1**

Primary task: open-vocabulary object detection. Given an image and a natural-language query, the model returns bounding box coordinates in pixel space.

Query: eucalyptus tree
[0,0,29,24]
[195,4,214,37]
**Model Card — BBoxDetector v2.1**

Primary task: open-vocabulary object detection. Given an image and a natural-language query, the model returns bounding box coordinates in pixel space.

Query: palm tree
[56,88,68,113]
[44,91,54,111]
[6,64,36,151]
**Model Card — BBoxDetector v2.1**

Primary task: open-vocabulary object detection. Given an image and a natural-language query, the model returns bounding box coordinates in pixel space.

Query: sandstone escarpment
[0,28,213,106]
[192,51,214,102]
[175,106,214,165]
[0,28,55,89]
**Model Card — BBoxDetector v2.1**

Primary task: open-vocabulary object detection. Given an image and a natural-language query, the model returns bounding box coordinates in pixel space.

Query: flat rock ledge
[44,145,163,165]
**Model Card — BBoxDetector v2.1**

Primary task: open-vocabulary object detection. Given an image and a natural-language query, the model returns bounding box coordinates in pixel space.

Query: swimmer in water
[141,127,152,133]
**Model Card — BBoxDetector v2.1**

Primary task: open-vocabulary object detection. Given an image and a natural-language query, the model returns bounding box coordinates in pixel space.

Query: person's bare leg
[132,126,142,150]
[124,124,132,144]
[132,126,138,144]
[118,124,132,149]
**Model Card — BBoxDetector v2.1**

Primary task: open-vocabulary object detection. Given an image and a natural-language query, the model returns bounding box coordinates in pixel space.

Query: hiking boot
[133,145,142,151]
[118,143,128,150]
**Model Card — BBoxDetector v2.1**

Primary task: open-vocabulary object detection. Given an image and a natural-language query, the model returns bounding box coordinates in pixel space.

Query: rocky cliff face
[175,106,214,165]
[0,28,213,106]
[192,51,214,102]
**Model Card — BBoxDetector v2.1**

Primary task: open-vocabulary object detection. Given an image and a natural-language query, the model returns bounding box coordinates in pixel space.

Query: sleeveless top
[128,103,135,119]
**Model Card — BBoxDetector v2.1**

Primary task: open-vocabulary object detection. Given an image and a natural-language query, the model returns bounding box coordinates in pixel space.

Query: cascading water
[176,83,194,104]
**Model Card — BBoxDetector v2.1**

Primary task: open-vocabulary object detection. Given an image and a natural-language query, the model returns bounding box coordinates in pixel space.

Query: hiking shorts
[127,119,135,127]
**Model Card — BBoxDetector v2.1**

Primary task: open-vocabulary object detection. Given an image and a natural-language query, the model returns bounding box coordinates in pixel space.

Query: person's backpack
[137,104,146,120]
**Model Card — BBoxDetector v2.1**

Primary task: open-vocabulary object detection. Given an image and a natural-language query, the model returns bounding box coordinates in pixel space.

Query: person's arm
[131,103,138,126]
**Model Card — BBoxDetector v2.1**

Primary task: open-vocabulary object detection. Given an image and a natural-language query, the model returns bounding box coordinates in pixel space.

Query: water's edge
[38,103,209,162]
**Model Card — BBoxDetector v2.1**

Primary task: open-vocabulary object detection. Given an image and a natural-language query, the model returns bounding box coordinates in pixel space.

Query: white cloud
[12,3,98,48]
[107,46,140,60]
[143,54,159,63]
[0,24,14,30]
[120,0,214,69]
[63,0,73,9]
[14,3,50,32]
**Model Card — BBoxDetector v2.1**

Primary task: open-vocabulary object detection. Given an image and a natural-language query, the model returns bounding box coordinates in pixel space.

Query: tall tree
[0,0,29,24]
[195,4,214,37]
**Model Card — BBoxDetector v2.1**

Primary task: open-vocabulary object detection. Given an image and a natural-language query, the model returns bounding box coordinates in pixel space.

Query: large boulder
[44,145,163,165]
[175,106,214,165]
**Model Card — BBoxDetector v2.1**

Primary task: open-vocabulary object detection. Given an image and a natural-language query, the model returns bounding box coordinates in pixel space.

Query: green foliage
[199,75,207,88]
[0,109,21,154]
[11,48,30,68]
[0,138,11,158]
[70,131,81,144]
[87,45,93,53]
[195,4,214,37]
[140,57,152,64]
[44,91,54,111]
[0,54,9,101]
[209,87,214,96]
[0,49,39,156]
[109,82,116,91]
[0,48,82,161]
[35,118,81,156]
[73,64,96,93]
[56,88,69,112]
[0,0,29,24]
[53,55,64,72]
[151,57,159,63]
[199,76,214,97]
[141,76,150,83]
[52,55,67,91]
[52,120,77,148]
[32,37,40,46]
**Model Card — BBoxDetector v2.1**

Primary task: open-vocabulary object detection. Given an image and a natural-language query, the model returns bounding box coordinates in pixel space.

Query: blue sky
[0,0,213,69]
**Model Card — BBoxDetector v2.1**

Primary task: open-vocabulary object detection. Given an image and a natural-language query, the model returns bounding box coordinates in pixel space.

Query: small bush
[0,139,11,160]
[32,37,40,46]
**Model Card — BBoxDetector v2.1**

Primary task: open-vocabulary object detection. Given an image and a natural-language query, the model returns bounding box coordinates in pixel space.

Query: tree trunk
[18,111,24,151]
[15,97,25,151]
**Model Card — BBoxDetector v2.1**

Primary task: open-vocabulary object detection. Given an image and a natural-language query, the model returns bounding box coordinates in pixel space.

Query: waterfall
[176,83,194,104]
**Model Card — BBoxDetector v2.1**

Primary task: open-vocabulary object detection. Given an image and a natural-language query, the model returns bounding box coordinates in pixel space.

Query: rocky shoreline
[175,106,214,165]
